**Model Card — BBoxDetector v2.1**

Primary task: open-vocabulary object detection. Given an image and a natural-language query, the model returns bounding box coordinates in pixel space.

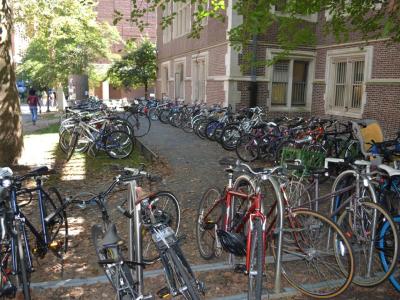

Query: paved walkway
[21,104,60,134]
[139,121,236,209]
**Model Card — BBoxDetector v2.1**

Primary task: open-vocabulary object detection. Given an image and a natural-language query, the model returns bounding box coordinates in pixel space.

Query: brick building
[156,1,400,137]
[94,0,156,100]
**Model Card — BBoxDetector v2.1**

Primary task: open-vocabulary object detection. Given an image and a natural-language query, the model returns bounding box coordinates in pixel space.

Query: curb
[135,138,158,161]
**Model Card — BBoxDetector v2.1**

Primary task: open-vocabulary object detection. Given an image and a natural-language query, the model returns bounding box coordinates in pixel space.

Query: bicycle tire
[205,121,219,141]
[248,218,263,300]
[220,124,241,151]
[159,110,170,124]
[148,107,158,121]
[165,245,202,299]
[16,223,31,300]
[336,200,399,287]
[196,120,209,140]
[44,187,68,257]
[110,117,135,138]
[141,191,181,263]
[65,130,79,162]
[379,215,400,292]
[196,188,224,260]
[272,209,354,298]
[104,130,134,159]
[127,113,151,137]
[91,225,136,298]
[236,134,259,162]
[231,175,256,235]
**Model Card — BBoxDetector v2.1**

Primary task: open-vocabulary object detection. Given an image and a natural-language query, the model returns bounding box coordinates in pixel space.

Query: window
[161,64,170,96]
[192,57,207,103]
[331,58,364,111]
[325,46,373,117]
[162,3,172,43]
[271,60,309,107]
[175,62,185,100]
[173,2,191,38]
[195,0,210,26]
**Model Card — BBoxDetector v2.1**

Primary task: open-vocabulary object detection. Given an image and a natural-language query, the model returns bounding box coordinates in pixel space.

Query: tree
[15,0,120,92]
[107,39,157,99]
[0,0,23,165]
[127,0,400,63]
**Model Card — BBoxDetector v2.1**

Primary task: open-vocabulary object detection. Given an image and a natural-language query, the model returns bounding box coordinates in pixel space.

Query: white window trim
[266,49,315,112]
[160,61,172,97]
[271,5,318,23]
[324,46,373,118]
[172,2,192,39]
[191,52,208,104]
[162,3,172,44]
[174,57,186,101]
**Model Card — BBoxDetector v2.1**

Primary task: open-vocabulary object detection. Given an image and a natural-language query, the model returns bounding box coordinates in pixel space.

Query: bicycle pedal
[156,287,171,299]
[234,264,246,274]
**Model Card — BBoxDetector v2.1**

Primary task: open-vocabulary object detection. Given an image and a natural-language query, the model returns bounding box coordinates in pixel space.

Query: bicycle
[90,167,203,299]
[196,158,354,299]
[0,166,69,299]
[60,115,134,161]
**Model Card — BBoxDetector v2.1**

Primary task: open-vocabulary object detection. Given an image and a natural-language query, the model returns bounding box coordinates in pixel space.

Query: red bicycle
[196,158,355,299]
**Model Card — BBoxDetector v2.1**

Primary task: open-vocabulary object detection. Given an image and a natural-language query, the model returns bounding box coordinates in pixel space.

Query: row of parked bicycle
[147,100,400,165]
[58,99,152,161]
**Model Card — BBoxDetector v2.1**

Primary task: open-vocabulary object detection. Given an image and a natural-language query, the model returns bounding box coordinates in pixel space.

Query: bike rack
[227,176,284,294]
[270,176,284,294]
[127,179,153,299]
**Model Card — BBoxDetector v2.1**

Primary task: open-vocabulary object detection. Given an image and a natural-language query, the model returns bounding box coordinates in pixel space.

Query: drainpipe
[249,34,258,108]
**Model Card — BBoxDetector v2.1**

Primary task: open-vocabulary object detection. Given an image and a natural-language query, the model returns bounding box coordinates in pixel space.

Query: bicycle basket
[217,229,246,257]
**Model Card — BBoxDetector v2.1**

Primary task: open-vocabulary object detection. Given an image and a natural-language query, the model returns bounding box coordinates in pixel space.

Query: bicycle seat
[101,224,124,247]
[27,166,49,177]
[378,164,400,177]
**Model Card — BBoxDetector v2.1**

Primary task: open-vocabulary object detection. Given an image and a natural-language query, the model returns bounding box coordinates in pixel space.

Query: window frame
[173,2,192,39]
[191,52,208,104]
[174,57,186,101]
[324,46,373,118]
[160,61,171,98]
[266,49,315,112]
[162,3,172,44]
[271,2,318,23]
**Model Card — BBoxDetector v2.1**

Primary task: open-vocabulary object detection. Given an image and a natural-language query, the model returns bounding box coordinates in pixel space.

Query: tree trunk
[0,0,23,165]
[144,81,148,100]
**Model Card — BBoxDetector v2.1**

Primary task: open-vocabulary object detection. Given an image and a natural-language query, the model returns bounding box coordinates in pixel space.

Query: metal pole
[249,34,258,108]
[127,180,145,296]
[270,177,284,294]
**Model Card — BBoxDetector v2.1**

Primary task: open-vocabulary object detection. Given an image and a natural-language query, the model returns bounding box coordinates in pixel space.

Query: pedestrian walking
[27,89,41,125]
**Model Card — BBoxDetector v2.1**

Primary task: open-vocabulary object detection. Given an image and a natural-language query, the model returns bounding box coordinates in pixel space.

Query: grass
[30,123,60,135]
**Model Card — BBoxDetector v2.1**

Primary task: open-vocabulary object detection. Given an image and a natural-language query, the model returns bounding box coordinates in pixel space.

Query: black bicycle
[90,168,203,299]
[0,166,69,299]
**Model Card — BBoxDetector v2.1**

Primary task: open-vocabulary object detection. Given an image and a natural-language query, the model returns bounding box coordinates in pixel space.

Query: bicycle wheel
[159,110,170,124]
[196,120,209,140]
[127,113,151,137]
[231,175,256,234]
[196,188,224,260]
[281,178,312,209]
[16,223,31,300]
[43,187,68,257]
[104,130,134,159]
[141,191,181,263]
[272,209,354,298]
[336,200,399,287]
[111,118,135,138]
[274,139,295,164]
[164,244,202,299]
[65,130,79,162]
[148,107,158,121]
[236,134,259,162]
[220,124,241,151]
[248,218,263,300]
[379,216,400,292]
[91,225,136,298]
